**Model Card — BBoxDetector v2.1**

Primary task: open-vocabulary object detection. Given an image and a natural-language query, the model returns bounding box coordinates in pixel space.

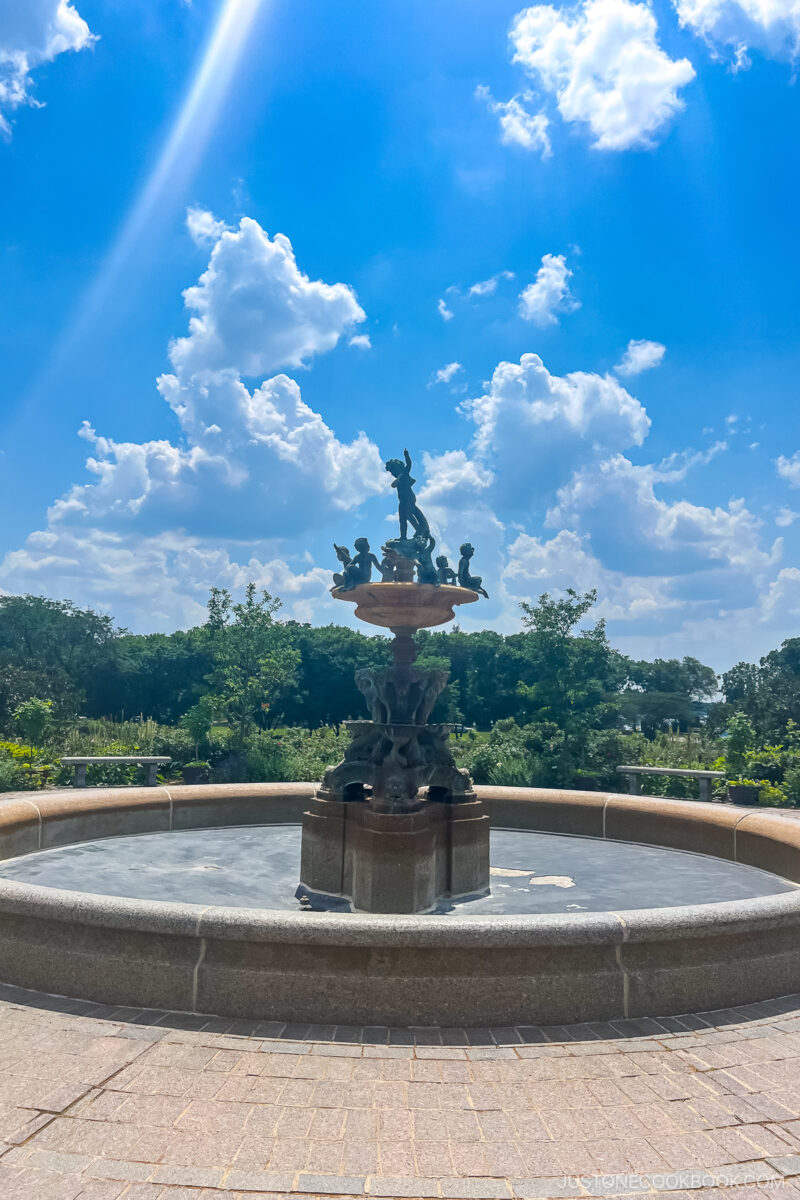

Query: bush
[0,754,22,792]
[0,741,57,790]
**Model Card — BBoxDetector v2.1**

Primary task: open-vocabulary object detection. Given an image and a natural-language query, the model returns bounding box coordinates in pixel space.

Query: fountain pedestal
[297,582,490,913]
[299,796,490,913]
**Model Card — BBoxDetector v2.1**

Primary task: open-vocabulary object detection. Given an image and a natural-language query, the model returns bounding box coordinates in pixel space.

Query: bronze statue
[340,537,382,590]
[435,554,456,585]
[379,553,395,582]
[413,533,438,585]
[331,544,351,589]
[384,448,430,541]
[457,542,489,598]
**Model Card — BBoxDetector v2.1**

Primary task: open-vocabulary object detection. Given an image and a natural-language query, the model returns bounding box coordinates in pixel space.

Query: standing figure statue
[435,554,457,585]
[331,544,351,589]
[379,552,396,581]
[341,537,382,590]
[385,449,430,542]
[458,543,489,598]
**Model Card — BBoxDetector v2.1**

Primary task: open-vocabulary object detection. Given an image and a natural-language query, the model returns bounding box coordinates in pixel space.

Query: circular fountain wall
[1,783,800,1025]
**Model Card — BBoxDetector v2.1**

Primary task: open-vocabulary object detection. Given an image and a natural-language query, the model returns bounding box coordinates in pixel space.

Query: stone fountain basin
[1,783,800,1025]
[331,581,478,629]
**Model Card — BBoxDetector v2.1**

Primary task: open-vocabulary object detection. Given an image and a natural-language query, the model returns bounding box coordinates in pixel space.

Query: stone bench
[61,756,171,788]
[617,764,725,803]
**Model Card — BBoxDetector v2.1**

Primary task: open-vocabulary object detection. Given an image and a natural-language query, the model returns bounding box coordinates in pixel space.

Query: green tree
[724,711,756,780]
[0,595,119,727]
[276,623,390,729]
[91,626,215,724]
[620,690,693,739]
[627,656,717,701]
[204,585,299,745]
[13,698,53,767]
[180,695,218,761]
[516,589,625,783]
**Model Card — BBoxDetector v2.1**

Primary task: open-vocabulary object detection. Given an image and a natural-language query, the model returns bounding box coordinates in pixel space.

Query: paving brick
[293,1172,365,1193]
[367,1175,440,1196]
[225,1168,296,1190]
[441,1178,513,1198]
[768,1154,800,1176]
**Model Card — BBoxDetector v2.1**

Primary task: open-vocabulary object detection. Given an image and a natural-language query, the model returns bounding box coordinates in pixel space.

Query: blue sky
[1,0,799,668]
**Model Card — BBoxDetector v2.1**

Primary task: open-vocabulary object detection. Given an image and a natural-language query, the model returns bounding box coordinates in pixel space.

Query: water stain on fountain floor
[0,824,794,914]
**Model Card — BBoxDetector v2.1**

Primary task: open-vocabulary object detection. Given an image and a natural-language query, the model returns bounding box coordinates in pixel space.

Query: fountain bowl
[331,582,478,630]
[1,783,800,1025]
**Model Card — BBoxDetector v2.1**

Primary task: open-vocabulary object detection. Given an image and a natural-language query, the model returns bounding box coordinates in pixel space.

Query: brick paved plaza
[3,984,800,1199]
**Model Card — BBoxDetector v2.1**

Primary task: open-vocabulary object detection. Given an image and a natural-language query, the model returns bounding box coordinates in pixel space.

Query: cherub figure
[457,542,489,598]
[384,448,430,541]
[341,537,382,589]
[413,533,438,585]
[435,554,457,585]
[331,543,351,589]
[379,553,395,582]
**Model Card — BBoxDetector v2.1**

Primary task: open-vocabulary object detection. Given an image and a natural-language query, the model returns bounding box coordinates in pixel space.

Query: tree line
[4,584,792,739]
[3,586,800,797]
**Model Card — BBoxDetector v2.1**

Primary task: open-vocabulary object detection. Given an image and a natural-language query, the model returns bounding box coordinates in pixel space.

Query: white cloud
[0,1,95,135]
[186,207,231,247]
[777,451,800,488]
[518,253,579,325]
[60,372,384,537]
[476,84,552,156]
[510,0,695,151]
[776,506,800,527]
[0,213,385,626]
[467,270,516,298]
[348,333,371,350]
[614,338,666,376]
[452,352,650,515]
[548,453,780,581]
[674,0,800,67]
[504,529,677,620]
[437,297,454,321]
[168,215,366,379]
[0,525,334,633]
[429,362,464,387]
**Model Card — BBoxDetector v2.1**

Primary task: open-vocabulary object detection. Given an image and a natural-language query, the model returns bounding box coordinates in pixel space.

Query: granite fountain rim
[1,781,799,949]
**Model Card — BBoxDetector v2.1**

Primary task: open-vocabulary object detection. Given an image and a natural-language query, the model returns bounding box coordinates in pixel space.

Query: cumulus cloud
[56,373,384,541]
[504,529,677,621]
[614,338,666,376]
[518,254,579,325]
[0,212,384,626]
[448,352,650,516]
[776,506,800,527]
[674,0,800,67]
[415,341,782,661]
[548,453,780,584]
[186,207,231,247]
[467,270,516,298]
[169,214,366,379]
[348,333,371,350]
[777,451,800,488]
[0,525,335,632]
[437,297,454,321]
[0,0,95,135]
[475,85,552,156]
[510,0,695,151]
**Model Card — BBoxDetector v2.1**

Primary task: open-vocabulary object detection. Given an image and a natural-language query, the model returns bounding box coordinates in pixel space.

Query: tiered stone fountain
[296,450,491,913]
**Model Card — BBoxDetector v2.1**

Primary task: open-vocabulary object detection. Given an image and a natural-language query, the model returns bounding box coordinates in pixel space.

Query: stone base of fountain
[296,792,490,913]
[296,577,489,913]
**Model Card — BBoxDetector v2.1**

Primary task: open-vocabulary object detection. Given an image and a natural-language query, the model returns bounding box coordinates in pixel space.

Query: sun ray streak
[23,0,269,415]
